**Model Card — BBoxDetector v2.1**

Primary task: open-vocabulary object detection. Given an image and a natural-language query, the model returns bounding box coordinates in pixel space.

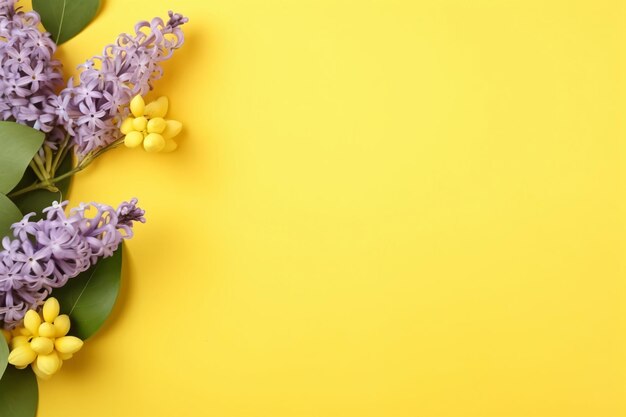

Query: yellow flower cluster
[122,95,182,152]
[5,298,83,379]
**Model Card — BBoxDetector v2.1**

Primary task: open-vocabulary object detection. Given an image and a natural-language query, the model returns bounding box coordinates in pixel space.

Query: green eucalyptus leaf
[0,367,38,417]
[12,153,73,217]
[0,193,23,238]
[0,122,45,194]
[0,335,7,381]
[33,0,101,45]
[53,245,123,340]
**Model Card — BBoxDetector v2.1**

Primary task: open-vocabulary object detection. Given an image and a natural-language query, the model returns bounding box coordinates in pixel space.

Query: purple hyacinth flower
[59,11,188,158]
[0,199,145,328]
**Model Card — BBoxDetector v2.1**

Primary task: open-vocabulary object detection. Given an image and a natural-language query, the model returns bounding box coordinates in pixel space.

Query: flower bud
[125,131,144,148]
[8,345,37,367]
[132,116,148,131]
[58,352,73,361]
[11,335,29,350]
[24,310,41,335]
[55,336,84,355]
[162,120,182,139]
[54,315,71,337]
[43,298,60,322]
[144,96,169,118]
[143,133,165,152]
[31,337,54,355]
[130,95,146,118]
[120,117,135,134]
[37,351,61,376]
[38,322,56,338]
[31,361,52,380]
[147,117,166,134]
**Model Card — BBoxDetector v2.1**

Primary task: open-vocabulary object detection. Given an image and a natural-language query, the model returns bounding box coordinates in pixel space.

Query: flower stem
[8,138,124,199]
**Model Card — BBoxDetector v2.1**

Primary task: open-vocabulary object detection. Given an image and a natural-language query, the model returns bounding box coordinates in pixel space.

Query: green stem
[51,135,70,175]
[8,138,124,199]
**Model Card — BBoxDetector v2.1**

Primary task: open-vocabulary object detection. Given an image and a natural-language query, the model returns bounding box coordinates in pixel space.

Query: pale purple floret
[0,199,145,328]
[59,11,188,158]
[0,0,64,146]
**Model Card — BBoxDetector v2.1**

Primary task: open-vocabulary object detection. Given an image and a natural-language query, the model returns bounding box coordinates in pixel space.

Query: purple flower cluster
[0,199,145,328]
[0,0,64,144]
[58,11,188,157]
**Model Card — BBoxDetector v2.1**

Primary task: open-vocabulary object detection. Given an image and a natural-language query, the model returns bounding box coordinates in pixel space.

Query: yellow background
[22,0,626,415]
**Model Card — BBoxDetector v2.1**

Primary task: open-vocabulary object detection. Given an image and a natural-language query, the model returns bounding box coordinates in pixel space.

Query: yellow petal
[132,116,148,132]
[144,96,169,118]
[130,95,145,117]
[58,352,73,361]
[54,336,83,355]
[31,361,52,380]
[161,120,182,140]
[11,335,29,350]
[124,131,145,148]
[24,310,41,335]
[12,327,30,337]
[8,345,37,367]
[162,138,178,153]
[147,117,166,134]
[38,322,55,339]
[53,315,71,337]
[30,337,54,355]
[120,117,135,134]
[143,133,165,153]
[43,297,60,322]
[37,351,61,376]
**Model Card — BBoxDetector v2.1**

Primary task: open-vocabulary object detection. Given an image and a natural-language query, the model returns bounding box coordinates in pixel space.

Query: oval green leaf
[0,193,23,238]
[52,245,123,340]
[12,153,73,217]
[0,367,38,417]
[33,0,100,45]
[0,122,45,194]
[0,335,7,381]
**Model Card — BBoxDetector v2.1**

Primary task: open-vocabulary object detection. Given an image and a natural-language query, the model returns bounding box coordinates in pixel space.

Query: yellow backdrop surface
[22,0,626,416]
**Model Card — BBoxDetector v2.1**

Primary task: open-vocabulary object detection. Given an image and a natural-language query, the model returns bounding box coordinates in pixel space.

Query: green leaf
[0,367,38,417]
[0,335,7,381]
[0,193,23,238]
[52,245,123,340]
[33,0,100,45]
[11,153,73,217]
[0,122,45,194]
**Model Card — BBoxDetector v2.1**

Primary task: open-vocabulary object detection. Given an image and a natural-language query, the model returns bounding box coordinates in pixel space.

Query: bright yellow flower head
[121,95,183,153]
[7,298,84,379]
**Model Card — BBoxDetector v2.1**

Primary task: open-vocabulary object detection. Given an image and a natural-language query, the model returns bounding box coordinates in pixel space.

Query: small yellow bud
[43,297,60,323]
[124,131,145,148]
[55,336,83,355]
[53,315,71,337]
[144,96,169,118]
[30,337,54,355]
[38,322,56,339]
[162,138,178,153]
[8,345,37,367]
[58,352,73,361]
[147,117,166,134]
[37,351,61,376]
[143,133,165,152]
[11,335,29,350]
[130,95,146,117]
[120,117,135,134]
[24,310,41,336]
[2,329,11,344]
[12,327,30,337]
[31,361,52,380]
[132,116,148,132]
[161,120,182,140]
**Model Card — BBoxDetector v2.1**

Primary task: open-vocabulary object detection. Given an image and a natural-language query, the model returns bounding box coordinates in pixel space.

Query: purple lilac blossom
[0,199,145,328]
[59,11,188,158]
[0,0,64,146]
